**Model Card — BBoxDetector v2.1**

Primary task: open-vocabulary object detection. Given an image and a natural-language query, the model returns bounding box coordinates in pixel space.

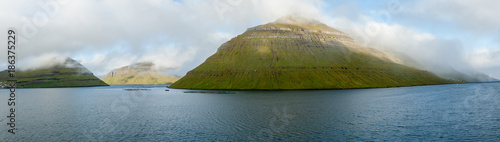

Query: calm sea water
[1,83,499,141]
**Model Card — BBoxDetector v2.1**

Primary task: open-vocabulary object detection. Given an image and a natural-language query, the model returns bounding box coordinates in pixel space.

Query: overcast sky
[1,0,499,78]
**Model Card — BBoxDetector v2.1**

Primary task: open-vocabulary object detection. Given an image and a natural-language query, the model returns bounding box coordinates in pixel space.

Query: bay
[0,83,499,141]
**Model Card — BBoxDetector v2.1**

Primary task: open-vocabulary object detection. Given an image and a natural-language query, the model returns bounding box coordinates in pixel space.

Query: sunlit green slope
[0,58,108,88]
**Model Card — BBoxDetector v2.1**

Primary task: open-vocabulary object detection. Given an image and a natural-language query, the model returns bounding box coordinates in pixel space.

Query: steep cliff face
[170,16,454,90]
[0,58,108,88]
[103,62,179,85]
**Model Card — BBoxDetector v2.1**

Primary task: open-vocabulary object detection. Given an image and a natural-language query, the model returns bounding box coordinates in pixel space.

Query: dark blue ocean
[1,82,499,141]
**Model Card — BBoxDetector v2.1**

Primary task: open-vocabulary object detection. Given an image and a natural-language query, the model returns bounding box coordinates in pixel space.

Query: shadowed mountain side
[169,16,455,90]
[0,58,108,88]
[103,62,179,85]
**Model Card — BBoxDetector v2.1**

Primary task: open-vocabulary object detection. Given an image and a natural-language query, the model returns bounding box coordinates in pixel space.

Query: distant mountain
[0,57,108,88]
[433,68,497,82]
[103,62,179,85]
[380,51,498,83]
[169,16,455,90]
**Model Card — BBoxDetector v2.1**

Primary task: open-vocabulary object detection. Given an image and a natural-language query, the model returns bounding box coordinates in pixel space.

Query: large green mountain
[170,16,455,90]
[0,58,108,88]
[103,62,179,85]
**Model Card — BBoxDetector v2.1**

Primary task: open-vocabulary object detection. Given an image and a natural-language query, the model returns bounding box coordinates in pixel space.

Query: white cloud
[1,0,325,76]
[19,52,69,71]
[468,49,500,68]
[329,17,472,73]
[320,0,500,79]
[403,0,500,33]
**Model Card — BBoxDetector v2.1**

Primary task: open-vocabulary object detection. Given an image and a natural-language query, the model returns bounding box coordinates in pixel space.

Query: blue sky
[1,0,499,79]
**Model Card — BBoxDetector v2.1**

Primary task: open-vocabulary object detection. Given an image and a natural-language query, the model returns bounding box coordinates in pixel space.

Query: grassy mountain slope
[0,58,108,88]
[170,16,455,90]
[103,62,179,85]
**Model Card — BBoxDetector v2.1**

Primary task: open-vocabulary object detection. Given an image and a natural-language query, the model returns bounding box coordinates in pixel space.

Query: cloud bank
[323,0,500,78]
